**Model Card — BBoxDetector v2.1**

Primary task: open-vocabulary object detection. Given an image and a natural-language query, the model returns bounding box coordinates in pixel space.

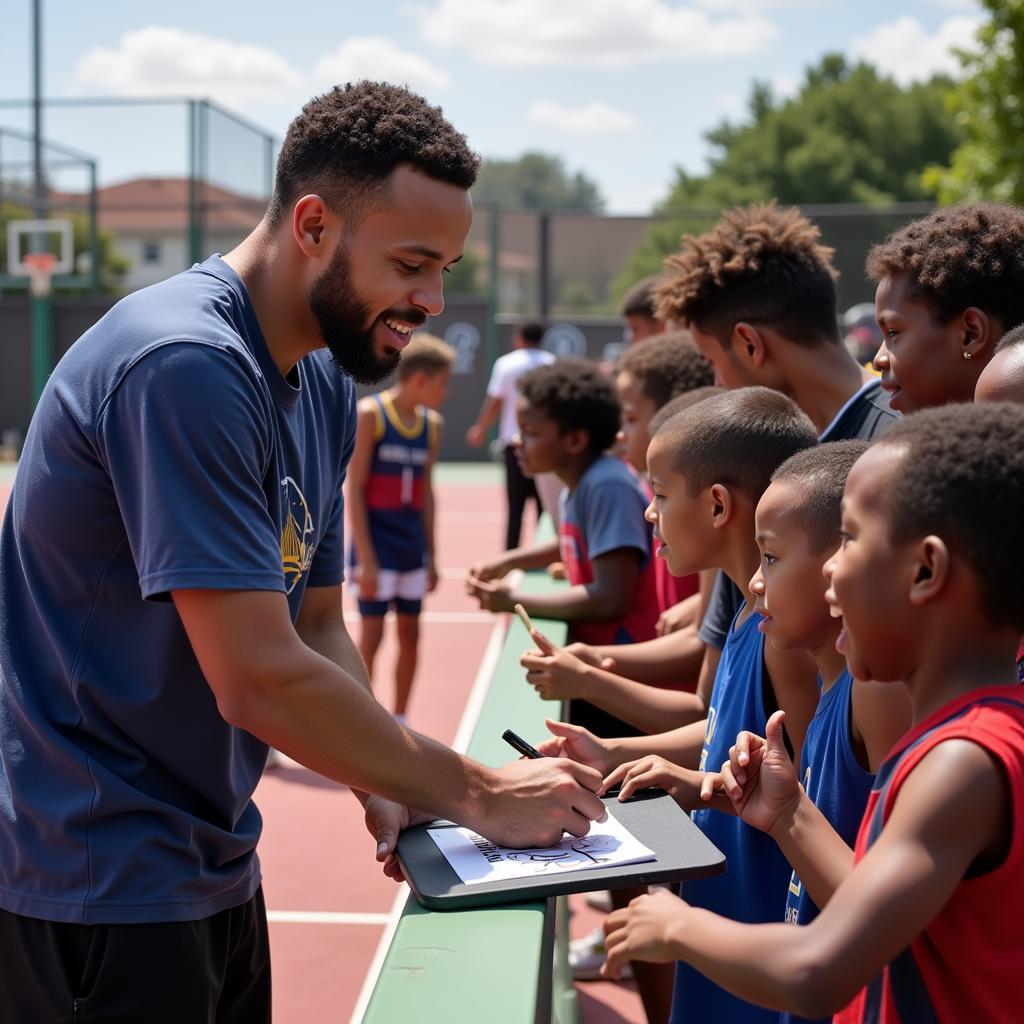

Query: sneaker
[568,925,632,981]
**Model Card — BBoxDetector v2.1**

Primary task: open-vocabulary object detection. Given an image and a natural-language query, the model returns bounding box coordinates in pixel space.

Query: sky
[1,0,983,213]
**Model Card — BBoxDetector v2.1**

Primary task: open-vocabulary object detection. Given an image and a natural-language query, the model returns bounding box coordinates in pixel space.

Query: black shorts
[0,887,270,1024]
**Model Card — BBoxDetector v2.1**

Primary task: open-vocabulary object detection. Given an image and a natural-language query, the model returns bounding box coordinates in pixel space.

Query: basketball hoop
[22,252,55,299]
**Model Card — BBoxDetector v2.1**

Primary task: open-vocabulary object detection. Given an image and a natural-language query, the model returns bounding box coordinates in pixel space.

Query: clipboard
[397,791,726,911]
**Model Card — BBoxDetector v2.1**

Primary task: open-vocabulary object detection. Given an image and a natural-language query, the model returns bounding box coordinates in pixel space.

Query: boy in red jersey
[601,402,1024,1023]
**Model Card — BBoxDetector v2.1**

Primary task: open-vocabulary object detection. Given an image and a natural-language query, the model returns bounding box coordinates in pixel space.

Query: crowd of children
[453,199,1024,1023]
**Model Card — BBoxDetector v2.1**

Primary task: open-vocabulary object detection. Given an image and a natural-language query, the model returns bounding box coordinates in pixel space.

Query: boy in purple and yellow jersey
[347,334,452,722]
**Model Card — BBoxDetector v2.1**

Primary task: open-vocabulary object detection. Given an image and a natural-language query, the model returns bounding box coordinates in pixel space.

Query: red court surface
[0,463,645,1024]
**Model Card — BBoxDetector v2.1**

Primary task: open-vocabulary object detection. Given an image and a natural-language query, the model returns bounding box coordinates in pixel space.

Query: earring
[963,351,973,361]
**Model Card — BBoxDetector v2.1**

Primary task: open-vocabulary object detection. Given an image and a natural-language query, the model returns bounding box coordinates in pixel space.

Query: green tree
[926,1,1024,204]
[472,152,604,210]
[441,245,484,297]
[615,55,961,292]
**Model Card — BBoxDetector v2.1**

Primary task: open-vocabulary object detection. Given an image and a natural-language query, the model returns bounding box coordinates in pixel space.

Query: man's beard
[309,243,423,385]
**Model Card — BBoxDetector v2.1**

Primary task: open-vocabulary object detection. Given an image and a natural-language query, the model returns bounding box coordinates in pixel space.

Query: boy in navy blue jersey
[539,388,820,1022]
[466,358,660,738]
[738,442,911,1024]
[347,334,453,722]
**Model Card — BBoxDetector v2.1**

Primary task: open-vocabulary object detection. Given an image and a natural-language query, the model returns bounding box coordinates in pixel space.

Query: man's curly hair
[517,358,620,455]
[875,402,1024,632]
[268,81,480,227]
[866,204,1024,332]
[617,330,714,408]
[654,202,840,348]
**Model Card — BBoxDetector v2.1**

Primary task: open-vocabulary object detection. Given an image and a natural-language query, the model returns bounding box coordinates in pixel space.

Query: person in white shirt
[466,321,555,548]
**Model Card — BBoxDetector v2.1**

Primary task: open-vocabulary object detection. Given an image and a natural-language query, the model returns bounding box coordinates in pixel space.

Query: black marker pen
[502,728,544,760]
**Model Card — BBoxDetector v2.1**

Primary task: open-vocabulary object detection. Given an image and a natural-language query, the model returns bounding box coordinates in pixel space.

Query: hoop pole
[30,293,52,406]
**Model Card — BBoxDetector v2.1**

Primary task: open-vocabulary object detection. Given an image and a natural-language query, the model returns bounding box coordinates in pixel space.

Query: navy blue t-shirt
[0,256,357,924]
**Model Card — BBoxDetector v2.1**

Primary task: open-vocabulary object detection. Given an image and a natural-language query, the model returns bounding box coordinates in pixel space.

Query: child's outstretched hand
[520,629,591,701]
[720,709,801,834]
[533,718,612,776]
[602,888,688,979]
[601,755,720,810]
[465,573,514,613]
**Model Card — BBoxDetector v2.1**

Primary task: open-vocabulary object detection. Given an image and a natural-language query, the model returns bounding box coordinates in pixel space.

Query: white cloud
[526,101,636,135]
[411,0,778,67]
[71,26,303,110]
[314,37,450,95]
[848,15,982,86]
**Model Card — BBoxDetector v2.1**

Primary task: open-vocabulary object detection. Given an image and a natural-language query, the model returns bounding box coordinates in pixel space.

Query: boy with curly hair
[466,357,659,737]
[868,202,1024,413]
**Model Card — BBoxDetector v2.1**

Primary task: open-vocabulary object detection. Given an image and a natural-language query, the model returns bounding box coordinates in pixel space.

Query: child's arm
[466,395,502,447]
[604,737,1010,1017]
[345,402,382,598]
[521,632,705,733]
[423,411,443,591]
[538,716,710,771]
[468,546,641,620]
[722,712,856,910]
[569,623,705,687]
[466,541,561,584]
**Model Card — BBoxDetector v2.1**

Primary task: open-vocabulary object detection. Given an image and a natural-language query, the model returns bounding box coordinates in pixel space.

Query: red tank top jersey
[835,686,1024,1024]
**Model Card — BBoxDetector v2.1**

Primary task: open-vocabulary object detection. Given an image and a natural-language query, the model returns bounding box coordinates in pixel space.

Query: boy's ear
[907,535,949,606]
[732,323,767,367]
[708,482,734,529]
[563,428,590,456]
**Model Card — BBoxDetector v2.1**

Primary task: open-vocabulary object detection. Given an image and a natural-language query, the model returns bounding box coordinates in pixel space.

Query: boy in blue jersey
[539,388,820,1020]
[466,357,660,738]
[736,442,911,1024]
[347,334,452,722]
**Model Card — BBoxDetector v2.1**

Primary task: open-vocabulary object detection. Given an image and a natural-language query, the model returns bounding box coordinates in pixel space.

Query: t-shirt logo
[280,476,316,594]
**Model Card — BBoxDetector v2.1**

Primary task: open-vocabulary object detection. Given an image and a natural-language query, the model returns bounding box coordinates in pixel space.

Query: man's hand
[720,710,802,836]
[475,757,607,847]
[520,629,591,701]
[533,718,613,776]
[601,755,718,810]
[465,574,515,613]
[357,562,379,602]
[363,795,437,882]
[602,888,689,979]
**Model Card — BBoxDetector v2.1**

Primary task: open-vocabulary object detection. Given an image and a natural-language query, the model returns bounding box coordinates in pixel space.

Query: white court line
[267,910,390,926]
[347,585,515,1024]
[341,610,494,624]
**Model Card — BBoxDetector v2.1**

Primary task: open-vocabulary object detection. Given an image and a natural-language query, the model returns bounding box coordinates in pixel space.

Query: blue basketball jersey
[356,392,434,572]
[780,669,874,1024]
[671,606,793,1024]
